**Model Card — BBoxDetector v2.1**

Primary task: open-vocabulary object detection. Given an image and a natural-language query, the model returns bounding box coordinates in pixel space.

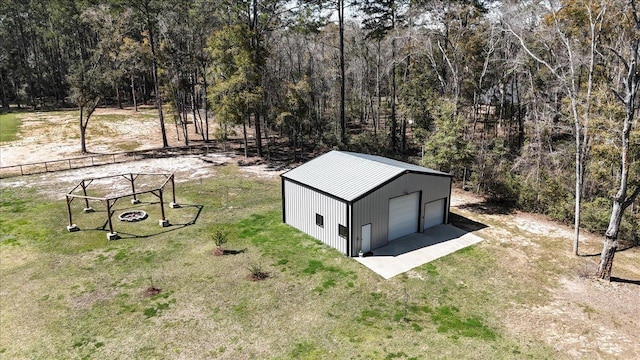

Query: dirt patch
[507,276,640,358]
[452,189,640,358]
[0,154,285,200]
[0,106,214,167]
[246,271,269,281]
[1,108,289,198]
[144,287,162,297]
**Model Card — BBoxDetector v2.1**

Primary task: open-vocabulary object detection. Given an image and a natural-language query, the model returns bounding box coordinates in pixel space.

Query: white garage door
[388,192,420,241]
[423,198,446,230]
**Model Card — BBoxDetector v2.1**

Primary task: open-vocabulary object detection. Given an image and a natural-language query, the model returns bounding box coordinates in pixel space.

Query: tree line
[0,0,637,279]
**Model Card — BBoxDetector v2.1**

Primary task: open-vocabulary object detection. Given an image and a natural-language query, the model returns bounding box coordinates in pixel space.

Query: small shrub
[247,263,269,281]
[211,228,229,256]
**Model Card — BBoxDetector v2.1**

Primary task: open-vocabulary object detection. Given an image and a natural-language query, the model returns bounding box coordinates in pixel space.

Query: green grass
[0,113,21,142]
[0,167,559,359]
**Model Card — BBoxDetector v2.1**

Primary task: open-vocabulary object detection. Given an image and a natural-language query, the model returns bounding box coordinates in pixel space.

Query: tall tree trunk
[339,0,346,144]
[263,115,271,160]
[202,71,209,141]
[116,84,123,109]
[79,98,100,154]
[182,92,189,146]
[202,72,210,141]
[390,36,397,150]
[250,0,263,156]
[375,39,381,136]
[80,106,87,154]
[0,71,8,110]
[243,114,249,158]
[131,75,138,112]
[596,14,639,278]
[571,97,584,256]
[255,111,263,157]
[190,85,199,135]
[146,12,168,148]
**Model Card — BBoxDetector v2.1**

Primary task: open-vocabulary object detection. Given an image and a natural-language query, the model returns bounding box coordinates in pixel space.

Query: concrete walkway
[354,224,484,279]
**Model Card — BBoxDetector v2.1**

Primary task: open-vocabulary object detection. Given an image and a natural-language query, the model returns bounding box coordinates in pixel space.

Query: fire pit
[118,210,148,222]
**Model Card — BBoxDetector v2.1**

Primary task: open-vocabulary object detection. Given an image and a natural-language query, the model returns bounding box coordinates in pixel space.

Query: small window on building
[316,214,324,227]
[338,224,348,238]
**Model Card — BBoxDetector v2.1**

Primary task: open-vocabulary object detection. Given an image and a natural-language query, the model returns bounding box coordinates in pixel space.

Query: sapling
[212,229,229,256]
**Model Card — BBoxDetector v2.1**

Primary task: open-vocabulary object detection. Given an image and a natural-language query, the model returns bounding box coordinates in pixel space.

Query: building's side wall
[351,174,451,256]
[283,180,348,255]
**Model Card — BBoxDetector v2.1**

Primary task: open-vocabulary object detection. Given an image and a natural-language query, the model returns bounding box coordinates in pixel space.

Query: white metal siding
[284,180,348,254]
[423,198,446,230]
[351,174,451,255]
[388,192,420,241]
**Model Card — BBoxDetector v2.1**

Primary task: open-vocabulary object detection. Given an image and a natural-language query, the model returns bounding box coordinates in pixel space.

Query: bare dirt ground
[0,107,283,194]
[452,189,640,359]
[1,107,164,166]
[1,108,638,358]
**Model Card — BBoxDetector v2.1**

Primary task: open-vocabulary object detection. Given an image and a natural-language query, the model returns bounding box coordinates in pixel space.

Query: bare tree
[68,59,106,154]
[596,0,640,280]
[505,0,606,255]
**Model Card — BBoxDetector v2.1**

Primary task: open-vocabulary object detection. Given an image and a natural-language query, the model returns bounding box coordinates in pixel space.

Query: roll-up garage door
[388,192,420,241]
[423,198,446,230]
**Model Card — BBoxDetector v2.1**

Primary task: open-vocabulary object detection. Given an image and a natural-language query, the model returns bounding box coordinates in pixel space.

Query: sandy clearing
[0,154,285,200]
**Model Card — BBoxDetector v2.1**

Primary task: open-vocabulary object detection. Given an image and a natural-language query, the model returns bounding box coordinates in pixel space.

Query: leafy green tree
[207,24,264,157]
[359,0,407,151]
[421,101,470,174]
[298,0,349,145]
[277,76,312,160]
[120,0,170,147]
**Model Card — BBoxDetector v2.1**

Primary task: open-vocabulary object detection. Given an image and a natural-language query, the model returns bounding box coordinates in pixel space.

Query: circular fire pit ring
[118,210,148,222]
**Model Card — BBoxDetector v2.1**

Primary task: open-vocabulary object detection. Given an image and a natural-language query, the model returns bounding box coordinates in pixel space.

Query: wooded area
[0,0,638,278]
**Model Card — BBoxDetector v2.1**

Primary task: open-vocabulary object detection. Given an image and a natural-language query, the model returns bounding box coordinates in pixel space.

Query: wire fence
[0,144,225,179]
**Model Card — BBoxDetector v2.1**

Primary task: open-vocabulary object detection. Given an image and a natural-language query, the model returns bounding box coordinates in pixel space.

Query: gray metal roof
[281,151,451,201]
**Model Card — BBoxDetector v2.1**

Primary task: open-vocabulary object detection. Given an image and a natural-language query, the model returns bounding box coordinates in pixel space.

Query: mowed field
[1,109,639,359]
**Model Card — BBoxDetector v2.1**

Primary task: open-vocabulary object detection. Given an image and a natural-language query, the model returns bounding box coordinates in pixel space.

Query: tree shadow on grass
[79,203,203,240]
[610,277,640,286]
[223,248,247,255]
[578,244,636,257]
[449,212,489,232]
[456,200,516,215]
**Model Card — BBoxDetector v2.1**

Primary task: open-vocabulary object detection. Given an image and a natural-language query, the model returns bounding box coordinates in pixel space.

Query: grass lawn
[0,113,21,142]
[0,166,558,359]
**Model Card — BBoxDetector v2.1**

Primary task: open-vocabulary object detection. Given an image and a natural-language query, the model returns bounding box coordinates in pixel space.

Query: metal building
[281,151,452,256]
